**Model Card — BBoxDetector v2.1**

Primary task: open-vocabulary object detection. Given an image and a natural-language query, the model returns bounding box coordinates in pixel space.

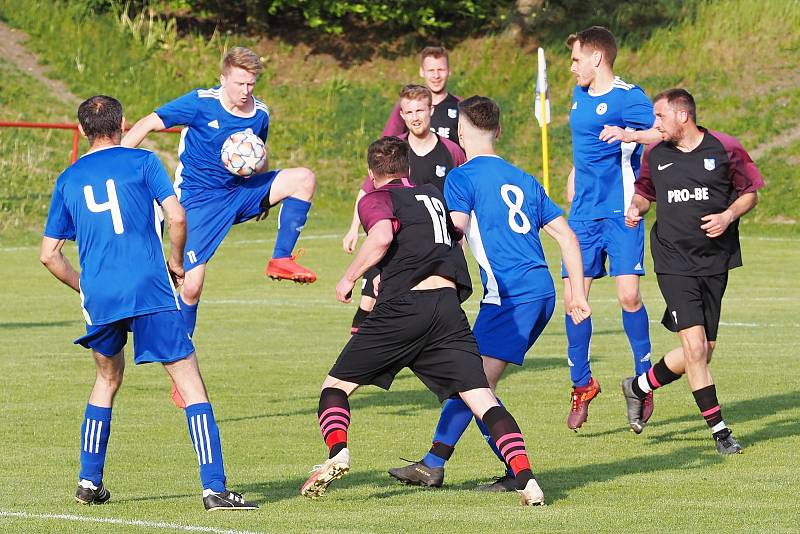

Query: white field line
[0,232,345,253]
[0,510,262,534]
[2,232,796,253]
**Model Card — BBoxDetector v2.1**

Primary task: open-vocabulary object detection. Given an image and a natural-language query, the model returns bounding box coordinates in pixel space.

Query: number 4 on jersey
[84,179,124,234]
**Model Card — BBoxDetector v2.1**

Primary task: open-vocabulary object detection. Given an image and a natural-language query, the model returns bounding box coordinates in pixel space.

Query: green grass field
[1,222,798,533]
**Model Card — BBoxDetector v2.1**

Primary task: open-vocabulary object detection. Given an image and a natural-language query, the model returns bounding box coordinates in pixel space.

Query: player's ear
[367,168,375,181]
[419,65,425,79]
[592,50,602,69]
[77,123,86,139]
[495,124,502,141]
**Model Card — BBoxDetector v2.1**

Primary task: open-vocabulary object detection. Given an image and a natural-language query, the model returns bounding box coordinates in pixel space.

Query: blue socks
[185,403,226,493]
[566,315,593,387]
[178,294,198,338]
[423,397,510,476]
[273,196,311,259]
[78,404,112,486]
[622,306,652,375]
[423,398,473,468]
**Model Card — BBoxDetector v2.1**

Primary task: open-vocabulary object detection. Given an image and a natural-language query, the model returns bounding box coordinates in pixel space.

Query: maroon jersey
[382,93,461,144]
[361,133,465,194]
[636,128,764,275]
[358,178,471,303]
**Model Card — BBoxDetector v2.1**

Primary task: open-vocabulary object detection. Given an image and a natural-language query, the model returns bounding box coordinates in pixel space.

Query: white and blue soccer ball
[221,131,267,178]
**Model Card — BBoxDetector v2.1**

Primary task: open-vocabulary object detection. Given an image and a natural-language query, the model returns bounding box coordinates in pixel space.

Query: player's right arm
[161,195,187,286]
[121,112,166,148]
[626,143,656,228]
[343,188,367,254]
[543,216,591,324]
[39,237,80,292]
[337,219,393,303]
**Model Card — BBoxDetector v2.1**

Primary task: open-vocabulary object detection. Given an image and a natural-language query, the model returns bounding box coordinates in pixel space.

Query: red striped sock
[318,388,350,458]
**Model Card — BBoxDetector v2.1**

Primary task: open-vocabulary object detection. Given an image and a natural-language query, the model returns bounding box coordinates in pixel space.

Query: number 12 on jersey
[416,194,452,245]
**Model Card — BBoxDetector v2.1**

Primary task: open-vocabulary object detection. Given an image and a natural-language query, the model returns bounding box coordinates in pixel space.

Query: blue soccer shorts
[561,217,645,279]
[74,309,195,364]
[180,170,280,269]
[472,296,555,365]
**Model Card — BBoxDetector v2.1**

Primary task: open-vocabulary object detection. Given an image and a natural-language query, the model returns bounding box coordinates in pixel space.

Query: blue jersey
[155,87,270,199]
[569,77,654,220]
[444,156,563,305]
[44,146,179,326]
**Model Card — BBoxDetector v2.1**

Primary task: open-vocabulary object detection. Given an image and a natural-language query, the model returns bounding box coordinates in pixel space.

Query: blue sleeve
[144,152,176,203]
[155,90,200,129]
[536,181,564,228]
[622,87,655,130]
[258,116,269,142]
[444,168,474,214]
[43,181,76,240]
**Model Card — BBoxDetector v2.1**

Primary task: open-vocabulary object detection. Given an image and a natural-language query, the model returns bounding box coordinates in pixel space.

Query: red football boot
[567,377,601,431]
[266,250,316,283]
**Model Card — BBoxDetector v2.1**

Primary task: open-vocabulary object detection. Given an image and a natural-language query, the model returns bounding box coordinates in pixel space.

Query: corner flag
[534,47,551,194]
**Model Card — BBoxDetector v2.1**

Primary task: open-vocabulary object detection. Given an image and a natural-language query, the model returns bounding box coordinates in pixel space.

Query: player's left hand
[700,210,734,238]
[336,277,356,303]
[567,296,592,325]
[168,257,185,287]
[371,273,381,297]
[599,125,631,144]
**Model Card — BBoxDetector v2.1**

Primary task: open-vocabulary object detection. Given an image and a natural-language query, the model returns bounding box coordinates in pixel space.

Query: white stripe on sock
[94,421,103,454]
[190,416,202,464]
[711,421,727,434]
[196,415,207,465]
[202,413,213,464]
[83,419,90,452]
[637,374,652,394]
[88,420,97,454]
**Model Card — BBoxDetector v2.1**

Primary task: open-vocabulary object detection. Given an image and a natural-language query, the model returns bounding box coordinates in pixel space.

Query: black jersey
[429,93,461,144]
[636,128,764,275]
[407,133,465,192]
[357,178,472,304]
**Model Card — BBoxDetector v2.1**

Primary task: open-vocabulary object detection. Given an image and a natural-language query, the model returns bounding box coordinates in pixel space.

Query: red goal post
[0,121,182,163]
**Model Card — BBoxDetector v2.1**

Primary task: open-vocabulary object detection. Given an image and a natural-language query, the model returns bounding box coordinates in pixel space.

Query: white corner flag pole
[534,47,551,194]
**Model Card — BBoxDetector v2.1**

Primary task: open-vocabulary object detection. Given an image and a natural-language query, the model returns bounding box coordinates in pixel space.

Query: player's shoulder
[195,86,220,99]
[440,135,464,155]
[253,96,270,117]
[705,129,745,152]
[612,77,649,100]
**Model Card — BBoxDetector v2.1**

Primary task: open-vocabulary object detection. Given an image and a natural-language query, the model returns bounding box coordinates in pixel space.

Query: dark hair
[77,95,123,143]
[367,137,410,178]
[566,26,617,67]
[653,88,697,123]
[458,95,500,133]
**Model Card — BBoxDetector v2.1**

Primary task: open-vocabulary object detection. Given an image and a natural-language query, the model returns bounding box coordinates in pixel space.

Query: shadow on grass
[218,357,566,424]
[0,320,79,329]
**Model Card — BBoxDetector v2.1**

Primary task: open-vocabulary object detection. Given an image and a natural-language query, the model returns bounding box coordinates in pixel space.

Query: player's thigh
[473,297,555,366]
[74,320,129,358]
[605,217,646,277]
[329,294,430,390]
[657,274,706,334]
[411,290,489,402]
[562,219,607,279]
[130,309,195,365]
[183,198,238,268]
[234,169,280,222]
[699,273,728,342]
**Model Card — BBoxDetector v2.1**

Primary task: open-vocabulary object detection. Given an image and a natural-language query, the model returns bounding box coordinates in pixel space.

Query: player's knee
[683,338,708,363]
[181,279,203,302]
[97,367,124,391]
[298,167,317,197]
[617,290,642,311]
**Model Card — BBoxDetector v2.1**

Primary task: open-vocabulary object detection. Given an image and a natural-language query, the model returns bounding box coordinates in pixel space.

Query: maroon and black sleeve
[441,137,466,167]
[634,143,658,201]
[711,130,765,195]
[357,189,399,234]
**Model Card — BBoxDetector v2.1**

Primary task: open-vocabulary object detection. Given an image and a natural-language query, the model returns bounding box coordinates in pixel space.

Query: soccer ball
[221,131,267,178]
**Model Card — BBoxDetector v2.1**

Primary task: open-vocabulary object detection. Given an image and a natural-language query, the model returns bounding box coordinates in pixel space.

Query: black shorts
[329,288,489,402]
[657,272,728,341]
[360,266,380,298]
